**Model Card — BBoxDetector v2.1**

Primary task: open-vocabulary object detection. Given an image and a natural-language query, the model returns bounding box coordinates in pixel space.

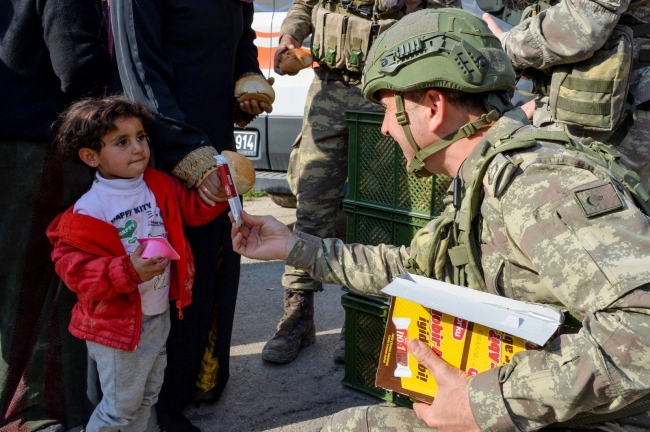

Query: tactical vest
[481,0,650,143]
[310,0,405,74]
[404,113,650,426]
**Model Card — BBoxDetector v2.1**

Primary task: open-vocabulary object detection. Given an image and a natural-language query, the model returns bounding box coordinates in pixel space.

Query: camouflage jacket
[287,108,650,430]
[279,0,462,46]
[498,0,650,72]
[499,0,650,106]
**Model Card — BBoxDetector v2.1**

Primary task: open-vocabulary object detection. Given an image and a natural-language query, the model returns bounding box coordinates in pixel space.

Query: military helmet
[362,9,517,177]
[363,8,516,104]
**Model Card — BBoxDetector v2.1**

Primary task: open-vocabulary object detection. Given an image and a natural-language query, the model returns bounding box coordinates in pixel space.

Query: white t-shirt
[74,173,170,315]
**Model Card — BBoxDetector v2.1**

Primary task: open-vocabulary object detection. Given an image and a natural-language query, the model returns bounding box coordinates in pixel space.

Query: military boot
[262,289,316,364]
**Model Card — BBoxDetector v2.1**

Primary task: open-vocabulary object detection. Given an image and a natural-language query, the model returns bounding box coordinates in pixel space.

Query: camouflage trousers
[320,405,650,431]
[283,74,378,292]
[320,405,431,432]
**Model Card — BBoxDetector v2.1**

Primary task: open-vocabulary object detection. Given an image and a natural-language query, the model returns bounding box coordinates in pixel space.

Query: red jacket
[47,167,228,351]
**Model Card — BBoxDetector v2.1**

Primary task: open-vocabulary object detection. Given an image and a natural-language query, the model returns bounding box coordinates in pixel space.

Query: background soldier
[482,0,650,192]
[266,0,461,365]
[232,9,650,430]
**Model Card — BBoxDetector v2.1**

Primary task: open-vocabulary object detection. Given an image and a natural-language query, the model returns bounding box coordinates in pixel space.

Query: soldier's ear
[423,89,446,136]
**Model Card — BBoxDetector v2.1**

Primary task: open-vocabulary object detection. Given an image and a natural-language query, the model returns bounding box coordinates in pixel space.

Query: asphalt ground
[183,196,383,431]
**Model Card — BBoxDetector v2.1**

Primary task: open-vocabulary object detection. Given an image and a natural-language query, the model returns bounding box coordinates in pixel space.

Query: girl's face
[83,117,150,179]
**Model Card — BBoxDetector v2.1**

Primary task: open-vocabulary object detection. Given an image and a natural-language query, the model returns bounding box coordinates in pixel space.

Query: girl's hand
[130,243,169,282]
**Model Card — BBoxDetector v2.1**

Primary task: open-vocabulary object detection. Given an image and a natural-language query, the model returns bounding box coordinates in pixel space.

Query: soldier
[482,1,650,192]
[267,0,461,365]
[233,9,650,431]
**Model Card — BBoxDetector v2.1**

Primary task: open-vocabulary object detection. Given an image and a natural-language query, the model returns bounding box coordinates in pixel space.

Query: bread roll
[222,150,255,194]
[279,48,313,74]
[234,74,275,105]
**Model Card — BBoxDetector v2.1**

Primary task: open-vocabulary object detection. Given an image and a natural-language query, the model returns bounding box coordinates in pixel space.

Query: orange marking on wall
[255,30,281,39]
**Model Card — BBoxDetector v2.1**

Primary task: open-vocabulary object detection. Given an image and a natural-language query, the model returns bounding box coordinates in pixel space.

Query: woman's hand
[198,170,229,206]
[239,77,275,115]
[230,210,298,261]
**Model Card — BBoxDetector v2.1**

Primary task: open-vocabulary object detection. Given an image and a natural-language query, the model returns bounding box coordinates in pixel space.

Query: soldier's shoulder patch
[574,183,623,218]
[483,153,518,198]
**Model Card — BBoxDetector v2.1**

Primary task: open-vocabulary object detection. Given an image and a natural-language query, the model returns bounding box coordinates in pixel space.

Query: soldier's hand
[230,210,298,261]
[274,34,301,75]
[483,13,504,37]
[409,339,480,432]
[522,99,536,120]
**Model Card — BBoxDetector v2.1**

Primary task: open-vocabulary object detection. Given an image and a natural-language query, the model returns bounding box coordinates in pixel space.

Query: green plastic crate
[341,291,412,408]
[344,202,430,247]
[345,110,451,219]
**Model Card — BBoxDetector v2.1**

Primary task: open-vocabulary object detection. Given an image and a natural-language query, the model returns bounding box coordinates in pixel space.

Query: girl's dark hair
[55,95,153,163]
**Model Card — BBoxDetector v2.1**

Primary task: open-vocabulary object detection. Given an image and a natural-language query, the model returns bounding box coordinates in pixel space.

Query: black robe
[110,0,261,417]
[0,0,108,429]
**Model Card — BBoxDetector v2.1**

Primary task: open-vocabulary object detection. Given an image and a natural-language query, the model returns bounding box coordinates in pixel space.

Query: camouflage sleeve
[405,0,461,12]
[286,232,412,296]
[469,162,650,431]
[423,0,463,9]
[279,0,318,45]
[498,0,624,71]
[405,0,428,13]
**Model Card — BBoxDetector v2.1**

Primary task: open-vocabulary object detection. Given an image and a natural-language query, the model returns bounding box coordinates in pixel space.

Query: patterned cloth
[0,141,94,430]
[287,110,650,431]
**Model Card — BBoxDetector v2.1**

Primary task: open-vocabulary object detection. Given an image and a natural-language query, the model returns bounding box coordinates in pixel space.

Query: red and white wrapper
[393,317,412,378]
[214,155,243,227]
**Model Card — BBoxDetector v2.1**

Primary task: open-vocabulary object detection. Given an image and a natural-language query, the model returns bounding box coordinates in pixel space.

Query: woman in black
[110,1,268,430]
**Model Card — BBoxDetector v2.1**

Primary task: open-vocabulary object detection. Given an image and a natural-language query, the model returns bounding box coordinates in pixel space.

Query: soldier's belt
[314,66,362,84]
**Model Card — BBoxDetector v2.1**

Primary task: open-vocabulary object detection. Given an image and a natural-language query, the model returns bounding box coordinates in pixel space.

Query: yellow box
[375,274,562,403]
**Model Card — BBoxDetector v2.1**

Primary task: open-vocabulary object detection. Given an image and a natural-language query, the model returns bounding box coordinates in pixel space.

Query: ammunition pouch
[547,25,634,132]
[311,2,399,73]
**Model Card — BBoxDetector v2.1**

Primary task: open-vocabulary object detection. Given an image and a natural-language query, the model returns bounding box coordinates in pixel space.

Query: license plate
[234,130,259,157]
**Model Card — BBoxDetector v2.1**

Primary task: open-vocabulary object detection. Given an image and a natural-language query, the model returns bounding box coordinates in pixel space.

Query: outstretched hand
[483,13,504,37]
[230,210,298,261]
[410,339,480,432]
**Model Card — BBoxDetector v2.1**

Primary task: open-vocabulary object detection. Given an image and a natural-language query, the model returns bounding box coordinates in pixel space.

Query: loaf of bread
[221,150,255,194]
[234,74,275,105]
[279,48,312,74]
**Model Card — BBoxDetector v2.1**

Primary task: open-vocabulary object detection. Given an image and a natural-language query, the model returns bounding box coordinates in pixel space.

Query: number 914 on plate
[234,129,259,157]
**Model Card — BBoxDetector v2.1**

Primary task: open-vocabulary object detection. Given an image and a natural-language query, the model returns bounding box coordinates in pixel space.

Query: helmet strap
[393,92,501,178]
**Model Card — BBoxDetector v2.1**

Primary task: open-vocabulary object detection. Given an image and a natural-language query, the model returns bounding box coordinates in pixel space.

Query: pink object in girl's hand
[137,237,181,260]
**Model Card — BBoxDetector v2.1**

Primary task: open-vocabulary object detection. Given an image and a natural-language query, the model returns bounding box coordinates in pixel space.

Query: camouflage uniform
[287,108,650,431]
[496,0,650,191]
[280,0,461,293]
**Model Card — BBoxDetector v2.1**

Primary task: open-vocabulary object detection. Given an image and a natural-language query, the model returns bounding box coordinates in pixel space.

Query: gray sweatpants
[86,309,171,432]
